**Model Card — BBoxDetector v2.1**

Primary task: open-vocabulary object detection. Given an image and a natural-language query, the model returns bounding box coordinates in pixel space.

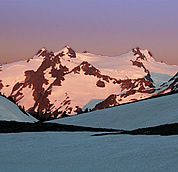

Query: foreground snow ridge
[53,93,178,130]
[0,95,37,122]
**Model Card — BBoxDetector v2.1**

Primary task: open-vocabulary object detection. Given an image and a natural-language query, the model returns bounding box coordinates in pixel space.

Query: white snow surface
[76,50,178,79]
[150,72,173,87]
[0,132,177,172]
[51,94,178,130]
[48,72,122,115]
[0,96,37,122]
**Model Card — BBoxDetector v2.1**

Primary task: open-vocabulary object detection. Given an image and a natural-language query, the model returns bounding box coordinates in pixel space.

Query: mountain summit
[0,46,177,120]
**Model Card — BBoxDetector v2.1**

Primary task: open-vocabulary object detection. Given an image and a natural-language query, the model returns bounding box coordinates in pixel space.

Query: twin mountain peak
[0,46,177,120]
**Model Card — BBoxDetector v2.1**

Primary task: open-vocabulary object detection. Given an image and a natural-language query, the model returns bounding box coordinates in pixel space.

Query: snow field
[0,132,177,172]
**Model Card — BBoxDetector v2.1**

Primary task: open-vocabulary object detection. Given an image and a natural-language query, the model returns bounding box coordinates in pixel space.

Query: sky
[0,0,178,65]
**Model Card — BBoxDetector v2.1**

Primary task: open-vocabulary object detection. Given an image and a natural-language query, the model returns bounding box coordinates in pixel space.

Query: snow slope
[52,93,178,130]
[0,95,37,122]
[0,132,177,172]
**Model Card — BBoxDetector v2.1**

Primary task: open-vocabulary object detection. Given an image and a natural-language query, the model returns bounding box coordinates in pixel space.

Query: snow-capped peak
[54,45,76,58]
[131,47,154,62]
[36,47,48,56]
[63,45,72,49]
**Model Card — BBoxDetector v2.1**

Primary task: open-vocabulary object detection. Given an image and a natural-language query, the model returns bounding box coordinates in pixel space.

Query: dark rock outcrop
[132,47,147,61]
[0,80,3,90]
[93,94,119,111]
[96,80,105,88]
[145,73,154,83]
[130,60,149,73]
[93,77,156,110]
[148,51,153,57]
[120,77,155,92]
[67,47,76,58]
[158,72,178,94]
[70,61,118,84]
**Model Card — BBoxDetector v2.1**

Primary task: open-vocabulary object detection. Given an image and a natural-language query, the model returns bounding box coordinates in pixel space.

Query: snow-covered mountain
[0,46,177,120]
[0,95,37,122]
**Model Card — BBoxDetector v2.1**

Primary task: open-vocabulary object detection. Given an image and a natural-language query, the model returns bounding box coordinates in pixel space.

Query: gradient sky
[0,0,178,65]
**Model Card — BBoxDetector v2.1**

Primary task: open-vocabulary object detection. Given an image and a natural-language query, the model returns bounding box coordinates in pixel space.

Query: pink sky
[0,0,178,65]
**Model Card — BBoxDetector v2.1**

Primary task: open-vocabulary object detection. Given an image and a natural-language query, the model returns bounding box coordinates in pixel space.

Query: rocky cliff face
[0,46,177,120]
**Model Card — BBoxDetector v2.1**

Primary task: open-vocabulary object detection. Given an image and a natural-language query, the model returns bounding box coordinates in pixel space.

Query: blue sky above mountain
[0,0,178,65]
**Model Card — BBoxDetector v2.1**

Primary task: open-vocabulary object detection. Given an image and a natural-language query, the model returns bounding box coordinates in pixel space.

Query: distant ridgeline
[0,46,177,120]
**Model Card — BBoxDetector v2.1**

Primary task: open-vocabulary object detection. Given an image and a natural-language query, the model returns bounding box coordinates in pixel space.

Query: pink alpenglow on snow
[0,46,177,120]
